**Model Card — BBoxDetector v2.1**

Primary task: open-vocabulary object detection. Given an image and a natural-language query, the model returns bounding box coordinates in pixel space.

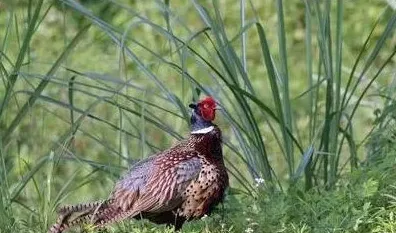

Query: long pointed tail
[48,199,122,233]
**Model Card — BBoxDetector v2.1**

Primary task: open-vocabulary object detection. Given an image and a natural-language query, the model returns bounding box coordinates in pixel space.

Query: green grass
[0,0,396,232]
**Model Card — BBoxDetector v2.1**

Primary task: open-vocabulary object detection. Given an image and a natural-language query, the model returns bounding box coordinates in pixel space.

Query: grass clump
[193,156,396,233]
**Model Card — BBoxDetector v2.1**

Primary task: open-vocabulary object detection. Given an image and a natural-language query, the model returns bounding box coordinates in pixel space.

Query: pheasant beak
[189,103,197,109]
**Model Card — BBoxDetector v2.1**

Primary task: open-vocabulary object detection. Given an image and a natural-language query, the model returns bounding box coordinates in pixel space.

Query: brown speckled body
[179,127,228,219]
[49,126,228,232]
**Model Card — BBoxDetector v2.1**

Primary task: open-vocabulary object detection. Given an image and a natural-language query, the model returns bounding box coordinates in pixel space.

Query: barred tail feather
[57,200,108,215]
[48,212,72,233]
[48,199,116,233]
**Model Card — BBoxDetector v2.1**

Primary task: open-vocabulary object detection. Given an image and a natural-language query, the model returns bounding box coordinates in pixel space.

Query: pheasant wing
[112,149,201,214]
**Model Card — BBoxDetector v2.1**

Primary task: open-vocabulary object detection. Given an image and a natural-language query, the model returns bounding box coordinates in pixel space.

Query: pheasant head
[189,96,218,134]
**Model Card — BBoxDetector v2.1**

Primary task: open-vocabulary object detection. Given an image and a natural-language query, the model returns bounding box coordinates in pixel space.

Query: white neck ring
[191,126,214,134]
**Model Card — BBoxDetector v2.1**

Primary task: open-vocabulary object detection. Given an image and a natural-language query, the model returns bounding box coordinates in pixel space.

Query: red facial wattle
[198,96,217,121]
[200,107,215,121]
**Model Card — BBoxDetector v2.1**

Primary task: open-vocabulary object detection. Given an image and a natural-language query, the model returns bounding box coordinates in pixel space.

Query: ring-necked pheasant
[49,96,229,232]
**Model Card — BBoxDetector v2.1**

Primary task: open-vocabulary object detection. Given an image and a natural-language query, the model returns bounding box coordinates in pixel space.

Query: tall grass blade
[276,0,294,175]
[256,23,293,177]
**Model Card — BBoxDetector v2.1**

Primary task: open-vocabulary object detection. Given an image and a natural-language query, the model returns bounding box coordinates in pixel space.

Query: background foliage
[0,0,396,232]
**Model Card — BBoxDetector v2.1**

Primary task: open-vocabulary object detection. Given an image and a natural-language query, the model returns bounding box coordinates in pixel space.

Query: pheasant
[49,96,229,232]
